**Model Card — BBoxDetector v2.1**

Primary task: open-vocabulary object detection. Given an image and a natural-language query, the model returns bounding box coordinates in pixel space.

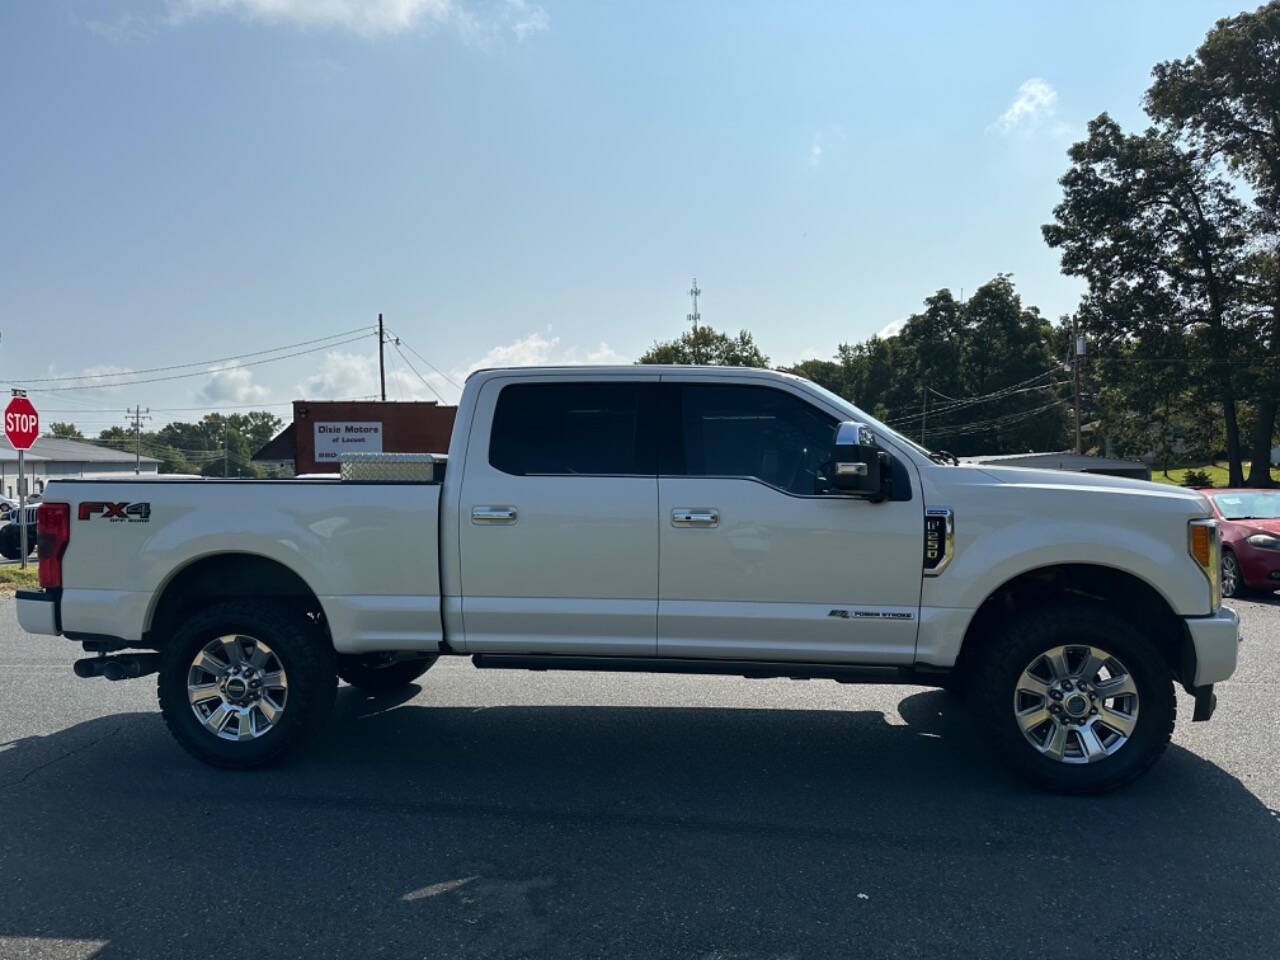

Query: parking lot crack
[0,723,127,792]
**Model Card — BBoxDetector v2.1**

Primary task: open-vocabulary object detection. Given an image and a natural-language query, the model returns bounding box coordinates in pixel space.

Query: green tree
[784,278,1068,456]
[1042,114,1252,484]
[97,426,131,445]
[156,412,282,478]
[94,411,283,477]
[46,422,83,439]
[639,326,769,367]
[1147,1,1280,485]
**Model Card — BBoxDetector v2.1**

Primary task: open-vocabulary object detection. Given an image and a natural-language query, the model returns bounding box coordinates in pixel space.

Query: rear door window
[489,381,656,476]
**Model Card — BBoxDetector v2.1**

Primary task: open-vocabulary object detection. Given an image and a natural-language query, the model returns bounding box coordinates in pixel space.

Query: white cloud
[585,341,627,363]
[297,350,386,398]
[79,12,157,42]
[465,332,560,372]
[162,0,547,39]
[505,0,548,40]
[876,319,905,339]
[199,364,271,403]
[465,332,630,373]
[805,125,846,170]
[809,133,824,168]
[294,334,627,405]
[990,78,1058,135]
[296,349,453,402]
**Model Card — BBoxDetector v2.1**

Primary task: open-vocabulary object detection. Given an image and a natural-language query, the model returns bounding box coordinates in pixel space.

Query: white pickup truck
[16,365,1239,792]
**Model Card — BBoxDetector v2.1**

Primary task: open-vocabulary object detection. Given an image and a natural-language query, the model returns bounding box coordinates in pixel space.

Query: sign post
[5,391,39,570]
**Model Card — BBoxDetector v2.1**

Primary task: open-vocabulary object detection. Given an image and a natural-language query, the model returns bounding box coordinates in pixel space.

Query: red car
[1199,488,1280,598]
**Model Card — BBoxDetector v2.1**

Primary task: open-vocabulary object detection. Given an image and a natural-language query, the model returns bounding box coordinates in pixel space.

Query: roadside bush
[1182,469,1213,487]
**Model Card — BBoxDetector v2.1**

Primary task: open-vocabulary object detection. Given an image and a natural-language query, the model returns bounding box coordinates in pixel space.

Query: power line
[36,396,378,414]
[931,399,1070,439]
[5,326,371,385]
[884,370,1062,426]
[392,342,447,403]
[385,329,462,391]
[18,332,372,393]
[1093,356,1268,365]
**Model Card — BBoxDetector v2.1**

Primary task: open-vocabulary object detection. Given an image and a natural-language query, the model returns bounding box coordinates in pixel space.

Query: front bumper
[15,589,60,636]
[1184,605,1240,687]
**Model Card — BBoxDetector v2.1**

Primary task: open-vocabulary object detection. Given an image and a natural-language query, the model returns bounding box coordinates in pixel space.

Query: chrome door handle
[672,508,718,527]
[472,505,517,524]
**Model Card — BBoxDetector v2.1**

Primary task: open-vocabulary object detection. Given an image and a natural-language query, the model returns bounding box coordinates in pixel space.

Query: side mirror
[823,421,890,500]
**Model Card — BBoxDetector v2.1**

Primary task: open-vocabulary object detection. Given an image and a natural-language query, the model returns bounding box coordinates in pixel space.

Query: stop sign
[4,396,39,450]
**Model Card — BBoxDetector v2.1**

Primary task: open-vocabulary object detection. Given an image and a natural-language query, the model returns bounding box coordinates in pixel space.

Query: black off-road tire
[0,524,20,560]
[157,599,337,769]
[337,653,436,693]
[969,602,1175,795]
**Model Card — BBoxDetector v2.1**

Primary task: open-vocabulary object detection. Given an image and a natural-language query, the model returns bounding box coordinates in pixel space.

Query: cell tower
[687,278,702,364]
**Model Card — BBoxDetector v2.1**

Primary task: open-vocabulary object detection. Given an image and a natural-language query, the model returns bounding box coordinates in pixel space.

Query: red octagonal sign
[5,396,39,451]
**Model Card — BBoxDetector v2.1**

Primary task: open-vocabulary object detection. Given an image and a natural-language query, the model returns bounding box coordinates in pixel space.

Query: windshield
[1210,491,1280,520]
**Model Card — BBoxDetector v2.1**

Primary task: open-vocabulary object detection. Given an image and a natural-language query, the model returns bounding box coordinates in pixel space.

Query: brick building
[252,401,457,476]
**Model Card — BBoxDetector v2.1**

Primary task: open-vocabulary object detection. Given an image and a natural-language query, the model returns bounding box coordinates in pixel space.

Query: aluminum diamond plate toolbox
[339,453,445,483]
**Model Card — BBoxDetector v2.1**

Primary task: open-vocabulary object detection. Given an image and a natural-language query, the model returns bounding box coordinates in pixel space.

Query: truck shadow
[0,690,1278,959]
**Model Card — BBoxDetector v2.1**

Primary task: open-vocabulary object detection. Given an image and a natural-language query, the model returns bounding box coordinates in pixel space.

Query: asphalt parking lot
[1,596,1278,960]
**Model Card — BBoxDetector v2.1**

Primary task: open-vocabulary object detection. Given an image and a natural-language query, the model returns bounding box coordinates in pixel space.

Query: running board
[470,654,949,686]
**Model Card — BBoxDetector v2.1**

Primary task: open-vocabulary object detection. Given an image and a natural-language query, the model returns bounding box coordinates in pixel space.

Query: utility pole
[126,406,150,475]
[687,279,702,364]
[223,420,229,478]
[378,313,386,402]
[1071,316,1085,455]
[921,384,928,446]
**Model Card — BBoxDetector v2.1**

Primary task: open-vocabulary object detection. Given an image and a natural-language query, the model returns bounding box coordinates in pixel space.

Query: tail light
[1188,518,1220,611]
[36,502,70,590]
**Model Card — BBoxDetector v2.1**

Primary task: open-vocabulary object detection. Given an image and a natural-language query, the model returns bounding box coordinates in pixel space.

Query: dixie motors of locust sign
[314,421,383,462]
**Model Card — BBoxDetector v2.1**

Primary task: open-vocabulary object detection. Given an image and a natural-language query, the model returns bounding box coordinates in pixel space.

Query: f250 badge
[79,501,151,523]
[923,506,954,576]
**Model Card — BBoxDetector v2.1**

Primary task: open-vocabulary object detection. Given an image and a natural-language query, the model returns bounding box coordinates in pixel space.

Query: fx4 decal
[79,501,151,523]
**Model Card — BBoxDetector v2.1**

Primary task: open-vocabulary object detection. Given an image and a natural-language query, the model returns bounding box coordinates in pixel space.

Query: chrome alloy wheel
[1221,552,1240,598]
[1013,644,1139,764]
[187,635,288,741]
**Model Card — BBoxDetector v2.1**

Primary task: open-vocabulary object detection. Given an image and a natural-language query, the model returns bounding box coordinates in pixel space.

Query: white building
[0,437,159,499]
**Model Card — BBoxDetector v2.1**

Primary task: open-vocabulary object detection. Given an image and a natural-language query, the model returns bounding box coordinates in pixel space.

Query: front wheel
[157,599,337,768]
[970,603,1175,794]
[337,653,436,693]
[1221,550,1245,598]
[0,524,20,560]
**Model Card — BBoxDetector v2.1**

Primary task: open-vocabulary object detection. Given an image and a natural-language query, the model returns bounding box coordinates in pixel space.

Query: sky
[0,0,1257,433]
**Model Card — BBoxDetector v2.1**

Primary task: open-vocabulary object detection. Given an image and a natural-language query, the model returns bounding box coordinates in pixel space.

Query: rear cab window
[489,381,657,476]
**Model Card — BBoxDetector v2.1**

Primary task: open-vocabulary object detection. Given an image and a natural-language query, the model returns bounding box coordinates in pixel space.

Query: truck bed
[45,478,444,654]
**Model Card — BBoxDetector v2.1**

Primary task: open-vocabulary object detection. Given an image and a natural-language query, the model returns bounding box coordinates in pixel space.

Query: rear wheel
[970,603,1174,794]
[157,599,336,768]
[337,653,436,693]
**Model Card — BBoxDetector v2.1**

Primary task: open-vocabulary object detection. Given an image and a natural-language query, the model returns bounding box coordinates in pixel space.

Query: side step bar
[471,653,949,686]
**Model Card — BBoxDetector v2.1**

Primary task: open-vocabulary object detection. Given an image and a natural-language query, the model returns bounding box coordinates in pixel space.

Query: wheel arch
[956,563,1195,691]
[144,552,332,649]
